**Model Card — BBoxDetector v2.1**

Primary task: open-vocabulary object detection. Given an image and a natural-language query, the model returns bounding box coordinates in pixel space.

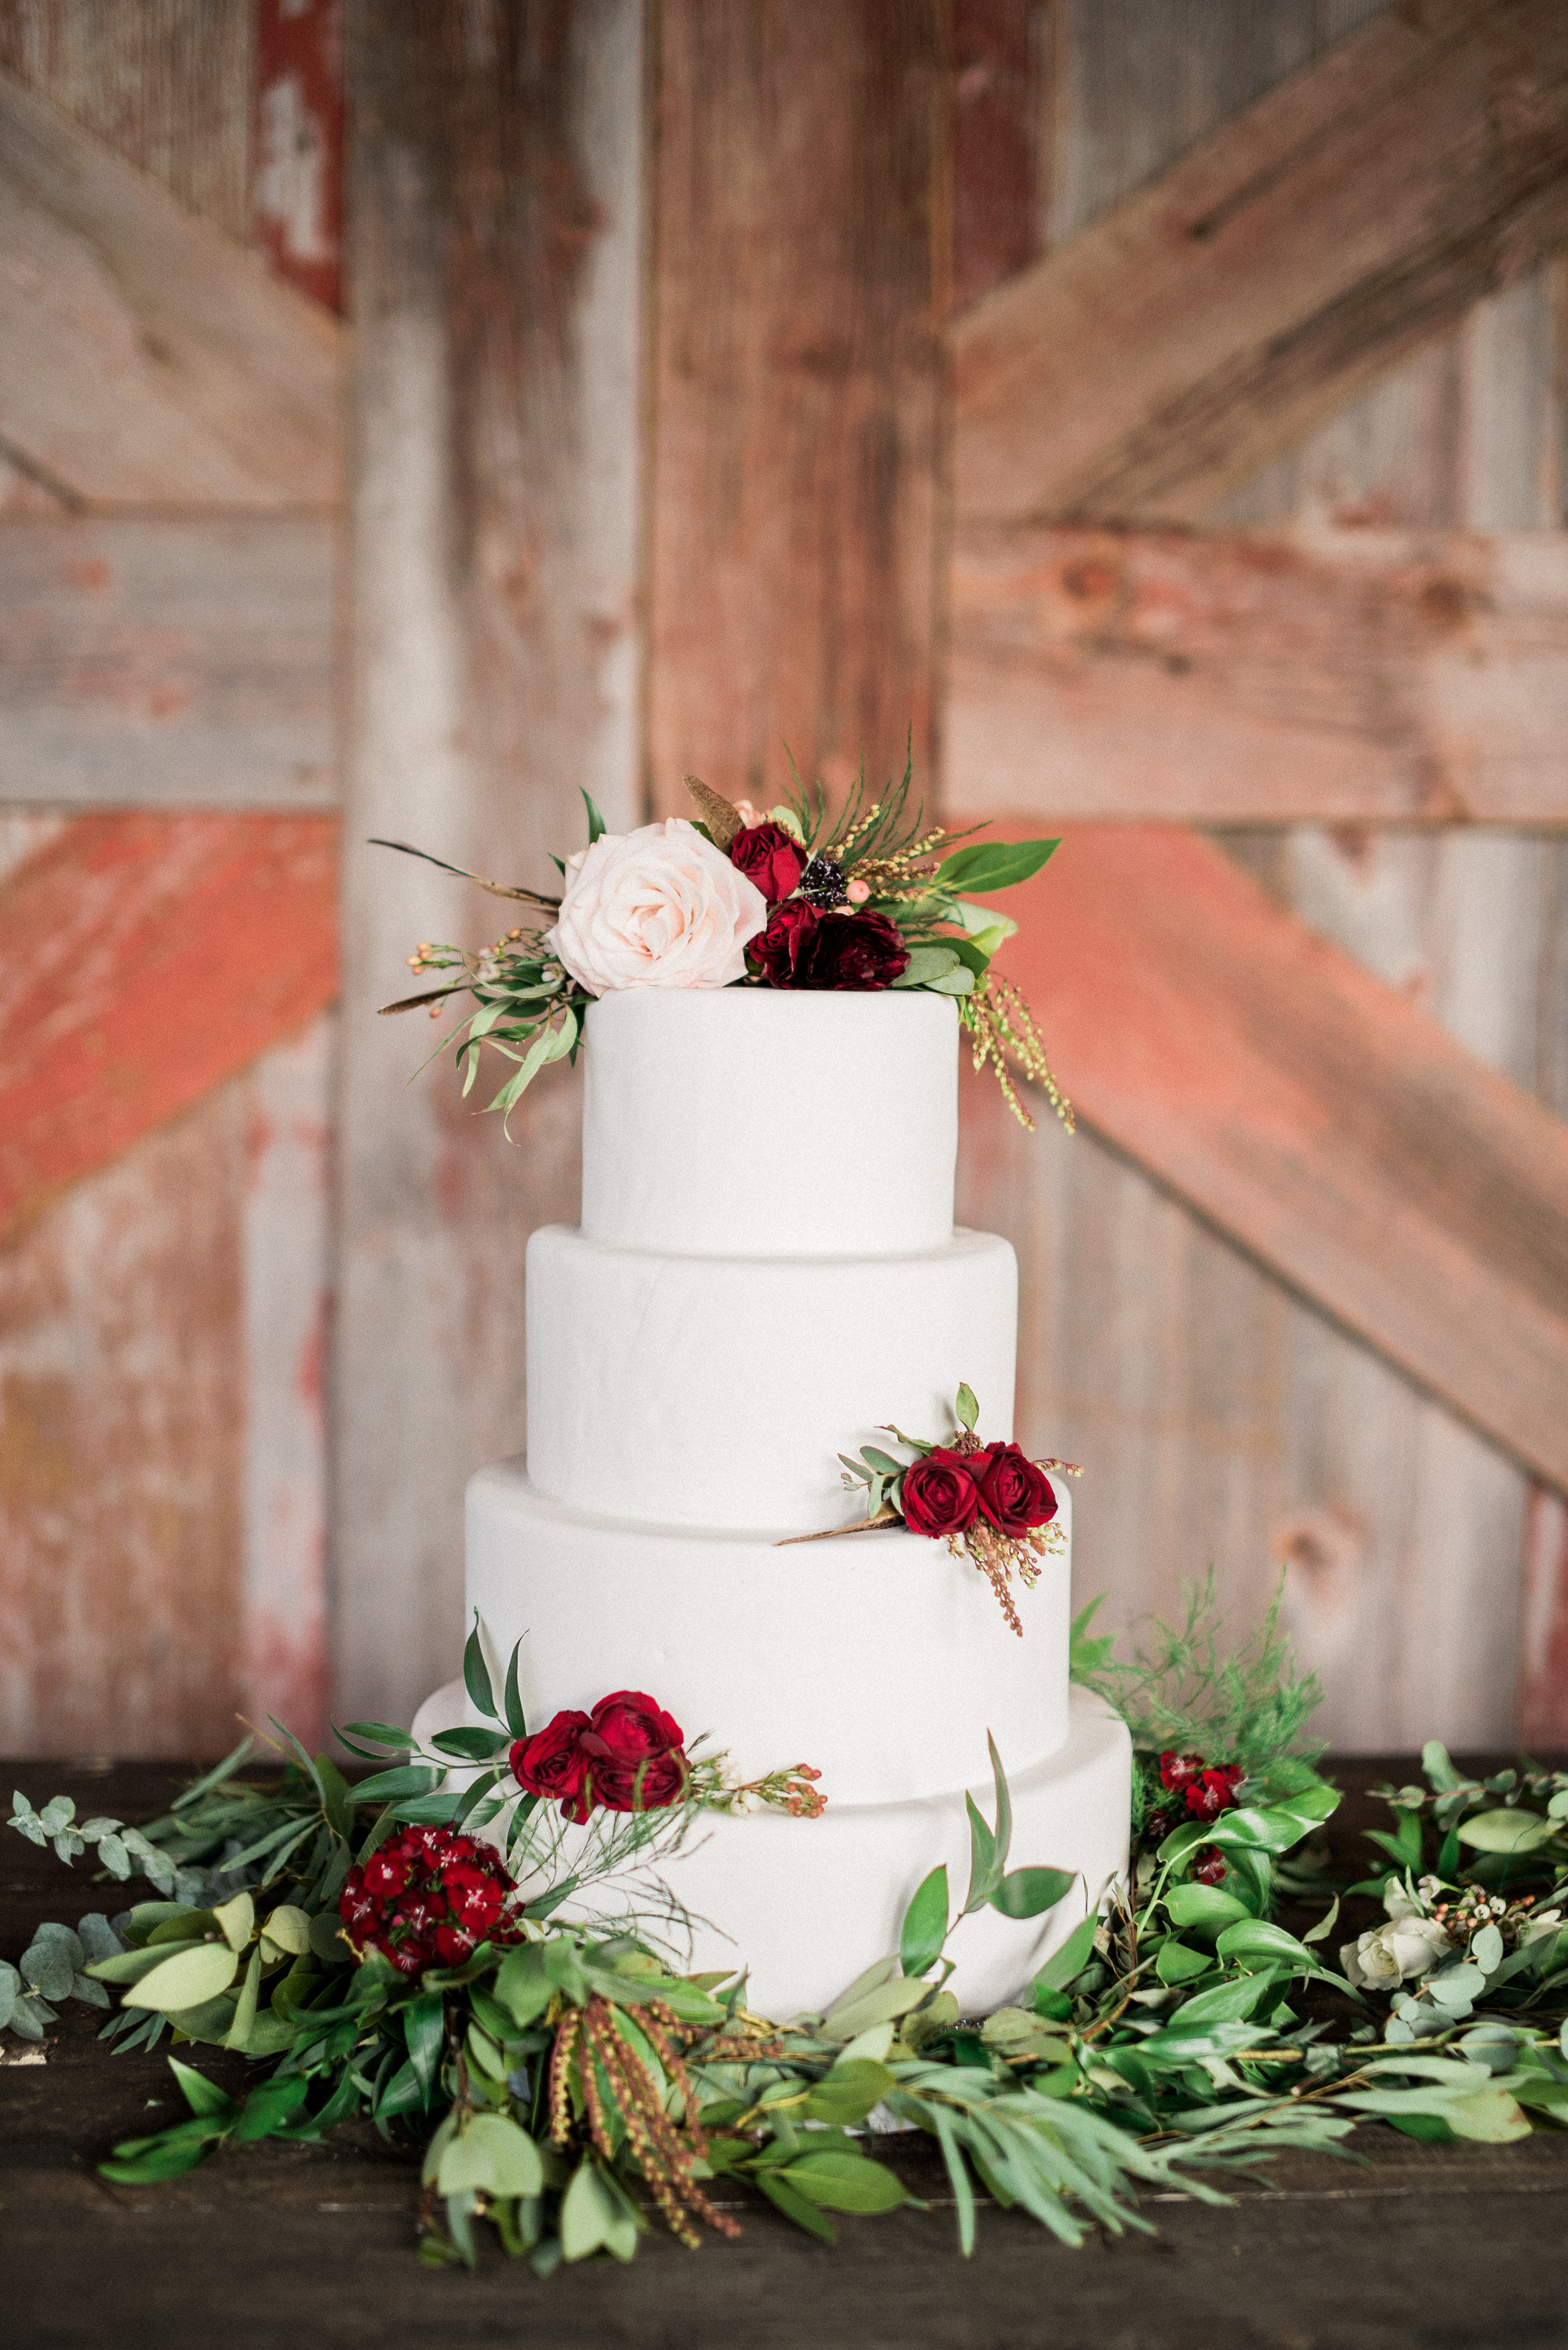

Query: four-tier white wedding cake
[416,985,1130,2015]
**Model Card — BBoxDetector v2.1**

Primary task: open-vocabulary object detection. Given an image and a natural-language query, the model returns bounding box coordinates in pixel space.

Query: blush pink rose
[548,818,768,994]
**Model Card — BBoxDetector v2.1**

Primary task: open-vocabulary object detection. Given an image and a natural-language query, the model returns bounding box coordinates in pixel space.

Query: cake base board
[411,1681,1130,2019]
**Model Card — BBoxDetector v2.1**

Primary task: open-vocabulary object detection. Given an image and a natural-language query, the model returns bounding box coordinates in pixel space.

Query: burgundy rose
[579,1688,690,1815]
[1194,1845,1228,1886]
[900,1448,982,1539]
[511,1709,594,1824]
[748,904,909,990]
[729,821,804,904]
[1159,1750,1206,1793]
[970,1443,1059,1537]
[748,897,822,983]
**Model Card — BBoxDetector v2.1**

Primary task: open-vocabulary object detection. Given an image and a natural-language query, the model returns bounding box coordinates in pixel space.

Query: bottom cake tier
[411,1678,1130,2017]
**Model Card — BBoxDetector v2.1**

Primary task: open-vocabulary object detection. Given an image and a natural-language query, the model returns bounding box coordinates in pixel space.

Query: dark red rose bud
[970,1443,1059,1537]
[1159,1750,1207,1793]
[748,902,908,990]
[1186,1769,1237,1824]
[747,897,822,983]
[511,1709,594,1823]
[1194,1845,1228,1886]
[729,821,804,904]
[901,1448,983,1538]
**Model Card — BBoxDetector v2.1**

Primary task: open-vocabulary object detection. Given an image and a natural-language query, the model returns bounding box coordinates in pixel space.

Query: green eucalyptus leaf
[778,2149,908,2215]
[1457,1809,1555,1855]
[1034,1912,1099,1993]
[803,2059,899,2127]
[464,1614,497,1721]
[211,1891,255,1954]
[124,1943,241,2013]
[990,1866,1074,1922]
[438,2114,545,2199]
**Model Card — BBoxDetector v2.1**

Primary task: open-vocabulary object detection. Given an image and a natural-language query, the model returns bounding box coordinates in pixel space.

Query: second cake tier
[525,1225,1017,1531]
[469,1457,1072,1804]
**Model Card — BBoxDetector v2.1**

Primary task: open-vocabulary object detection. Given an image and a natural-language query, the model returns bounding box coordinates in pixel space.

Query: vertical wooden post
[646,0,949,814]
[338,0,644,1725]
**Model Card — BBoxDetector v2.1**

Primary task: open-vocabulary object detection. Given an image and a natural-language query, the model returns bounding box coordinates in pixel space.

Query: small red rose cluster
[338,1824,522,1976]
[511,1689,690,1826]
[1143,1750,1246,1886]
[901,1442,1058,1542]
[728,820,910,991]
[901,1438,1060,1639]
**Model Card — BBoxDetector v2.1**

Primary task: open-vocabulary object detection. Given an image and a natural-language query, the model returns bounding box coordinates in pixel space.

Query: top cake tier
[582,989,958,1257]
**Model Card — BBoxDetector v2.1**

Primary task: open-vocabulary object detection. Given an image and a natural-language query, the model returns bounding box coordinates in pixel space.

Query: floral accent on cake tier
[785,1384,1080,1637]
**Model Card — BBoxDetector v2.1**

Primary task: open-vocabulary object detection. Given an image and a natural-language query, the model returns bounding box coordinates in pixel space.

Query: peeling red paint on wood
[953,0,1048,314]
[253,0,345,315]
[949,523,1568,823]
[1520,1483,1568,1743]
[0,813,338,1239]
[996,822,1568,1491]
[0,1082,246,1757]
[648,0,947,813]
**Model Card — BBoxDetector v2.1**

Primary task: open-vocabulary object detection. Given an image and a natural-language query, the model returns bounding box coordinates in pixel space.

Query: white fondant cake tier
[467,1457,1071,1805]
[411,1679,1131,2018]
[581,990,958,1257]
[525,1224,1017,1529]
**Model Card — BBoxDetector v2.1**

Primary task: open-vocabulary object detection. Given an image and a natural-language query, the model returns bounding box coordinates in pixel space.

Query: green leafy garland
[10,1589,1568,2270]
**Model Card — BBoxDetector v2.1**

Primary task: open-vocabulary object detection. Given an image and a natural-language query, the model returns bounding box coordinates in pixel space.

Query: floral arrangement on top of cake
[786,1384,1079,1636]
[375,751,1074,1132]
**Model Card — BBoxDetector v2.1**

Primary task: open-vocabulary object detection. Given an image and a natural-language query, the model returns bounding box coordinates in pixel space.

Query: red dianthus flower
[338,1824,522,1980]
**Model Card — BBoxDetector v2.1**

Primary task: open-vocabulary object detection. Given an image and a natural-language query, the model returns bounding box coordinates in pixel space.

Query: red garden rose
[969,1443,1059,1537]
[338,1824,520,1978]
[900,1448,983,1538]
[747,897,822,983]
[580,1688,690,1814]
[511,1708,594,1824]
[748,903,909,990]
[728,821,804,904]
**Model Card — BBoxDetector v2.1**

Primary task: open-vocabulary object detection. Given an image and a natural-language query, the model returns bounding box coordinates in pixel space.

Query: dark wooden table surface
[5,1754,1568,2350]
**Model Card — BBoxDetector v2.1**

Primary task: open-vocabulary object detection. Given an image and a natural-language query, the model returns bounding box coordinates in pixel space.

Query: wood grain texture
[949,520,1568,823]
[952,0,1049,314]
[253,0,344,314]
[647,0,947,812]
[0,64,340,508]
[955,0,1568,524]
[993,822,1568,1489]
[338,0,644,1728]
[0,1085,246,1756]
[0,515,336,806]
[0,814,338,1240]
[0,0,254,239]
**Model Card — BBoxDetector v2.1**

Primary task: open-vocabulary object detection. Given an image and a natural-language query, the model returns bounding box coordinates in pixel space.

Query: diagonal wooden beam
[949,522,1568,825]
[0,67,340,510]
[0,515,336,807]
[954,0,1568,526]
[997,823,1568,1493]
[0,814,338,1240]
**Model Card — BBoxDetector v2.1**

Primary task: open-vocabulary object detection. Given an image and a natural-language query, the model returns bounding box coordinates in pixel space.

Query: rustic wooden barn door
[1,0,1565,1759]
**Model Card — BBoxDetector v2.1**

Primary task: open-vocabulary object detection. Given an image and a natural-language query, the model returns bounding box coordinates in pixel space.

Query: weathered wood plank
[253,0,344,314]
[949,522,1568,824]
[0,64,340,508]
[0,1084,246,1757]
[997,822,1568,1493]
[954,0,1568,524]
[647,0,947,812]
[952,0,1049,315]
[0,0,255,240]
[0,516,336,807]
[0,814,338,1239]
[338,0,645,1730]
